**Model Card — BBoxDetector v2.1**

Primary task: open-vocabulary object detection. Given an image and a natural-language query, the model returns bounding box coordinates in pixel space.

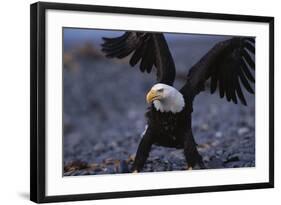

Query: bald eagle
[101,32,255,172]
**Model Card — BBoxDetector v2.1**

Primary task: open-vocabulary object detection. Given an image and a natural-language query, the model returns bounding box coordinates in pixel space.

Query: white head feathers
[146,83,185,113]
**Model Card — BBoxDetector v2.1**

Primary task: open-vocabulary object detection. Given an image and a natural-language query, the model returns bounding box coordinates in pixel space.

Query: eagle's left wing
[181,37,255,105]
[101,32,176,85]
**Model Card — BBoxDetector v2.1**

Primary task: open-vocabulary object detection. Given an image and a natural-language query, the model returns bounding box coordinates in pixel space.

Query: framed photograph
[30,2,274,203]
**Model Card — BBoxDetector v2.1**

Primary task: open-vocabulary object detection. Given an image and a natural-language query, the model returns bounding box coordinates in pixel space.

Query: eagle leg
[131,128,154,172]
[183,131,205,170]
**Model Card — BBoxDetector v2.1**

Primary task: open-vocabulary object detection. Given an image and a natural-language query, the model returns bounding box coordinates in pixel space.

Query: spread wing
[181,37,255,105]
[101,32,176,85]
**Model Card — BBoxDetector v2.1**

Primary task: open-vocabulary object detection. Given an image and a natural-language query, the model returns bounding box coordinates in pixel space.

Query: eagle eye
[157,88,164,92]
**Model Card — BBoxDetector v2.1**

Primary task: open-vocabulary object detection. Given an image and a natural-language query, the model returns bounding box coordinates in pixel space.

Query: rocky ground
[63,33,255,176]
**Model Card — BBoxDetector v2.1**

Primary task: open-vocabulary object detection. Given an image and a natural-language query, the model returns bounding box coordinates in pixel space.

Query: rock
[215,150,223,156]
[154,165,166,172]
[127,154,136,162]
[117,160,130,173]
[64,171,74,176]
[203,156,210,162]
[207,157,224,168]
[224,155,240,163]
[237,153,253,162]
[79,170,89,175]
[93,142,105,152]
[64,160,89,172]
[211,140,220,147]
[225,161,242,168]
[109,141,118,149]
[103,167,116,174]
[215,131,223,138]
[200,123,209,131]
[198,143,210,150]
[238,127,250,135]
[72,170,84,176]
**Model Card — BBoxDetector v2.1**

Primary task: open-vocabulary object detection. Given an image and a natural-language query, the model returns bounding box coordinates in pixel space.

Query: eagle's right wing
[101,32,176,86]
[181,37,255,105]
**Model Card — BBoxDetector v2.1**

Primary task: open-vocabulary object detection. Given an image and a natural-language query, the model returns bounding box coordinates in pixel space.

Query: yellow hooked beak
[146,89,161,104]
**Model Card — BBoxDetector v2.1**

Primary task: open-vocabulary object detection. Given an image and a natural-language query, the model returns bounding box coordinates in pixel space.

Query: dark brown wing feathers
[184,37,255,105]
[101,32,176,85]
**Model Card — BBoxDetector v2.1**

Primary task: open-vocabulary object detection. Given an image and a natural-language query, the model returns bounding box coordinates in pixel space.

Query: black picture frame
[30,1,274,203]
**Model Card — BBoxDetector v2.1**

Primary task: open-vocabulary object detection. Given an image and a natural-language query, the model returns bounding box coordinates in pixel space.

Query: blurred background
[63,28,255,176]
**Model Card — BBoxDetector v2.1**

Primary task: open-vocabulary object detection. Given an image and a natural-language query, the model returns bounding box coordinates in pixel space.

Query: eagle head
[146,83,185,113]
